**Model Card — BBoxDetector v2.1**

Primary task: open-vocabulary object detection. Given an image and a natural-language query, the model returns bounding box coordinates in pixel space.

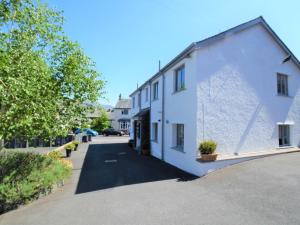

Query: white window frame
[172,124,184,151]
[132,97,135,108]
[278,124,291,147]
[145,87,148,102]
[153,82,159,100]
[152,123,158,142]
[138,93,141,107]
[277,73,289,96]
[174,65,185,92]
[122,109,128,115]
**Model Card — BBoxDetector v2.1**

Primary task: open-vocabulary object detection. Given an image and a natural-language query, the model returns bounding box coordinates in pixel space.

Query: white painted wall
[196,24,300,157]
[150,76,163,159]
[130,22,300,177]
[162,51,199,173]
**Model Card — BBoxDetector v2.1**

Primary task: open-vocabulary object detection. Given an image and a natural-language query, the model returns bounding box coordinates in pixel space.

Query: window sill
[277,145,294,149]
[277,94,293,98]
[171,146,185,153]
[152,98,159,102]
[172,88,186,95]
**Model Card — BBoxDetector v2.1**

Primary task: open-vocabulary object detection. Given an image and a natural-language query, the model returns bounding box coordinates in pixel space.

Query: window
[175,66,185,92]
[152,123,158,142]
[120,121,129,130]
[279,125,290,147]
[122,109,128,115]
[132,97,135,108]
[138,93,141,107]
[277,74,288,96]
[145,87,148,102]
[174,124,184,149]
[153,82,159,100]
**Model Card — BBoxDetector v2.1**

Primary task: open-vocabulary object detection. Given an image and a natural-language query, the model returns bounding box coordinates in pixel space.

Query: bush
[65,143,75,151]
[47,150,63,159]
[199,140,217,154]
[0,151,72,213]
[73,141,80,146]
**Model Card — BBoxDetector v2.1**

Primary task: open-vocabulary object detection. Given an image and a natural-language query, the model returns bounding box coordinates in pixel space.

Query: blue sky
[47,0,300,106]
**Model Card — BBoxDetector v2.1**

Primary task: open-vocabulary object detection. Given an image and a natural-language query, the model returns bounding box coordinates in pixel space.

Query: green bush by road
[0,151,72,213]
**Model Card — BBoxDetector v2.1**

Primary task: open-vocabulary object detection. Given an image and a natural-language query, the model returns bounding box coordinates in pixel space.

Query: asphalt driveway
[1,136,300,225]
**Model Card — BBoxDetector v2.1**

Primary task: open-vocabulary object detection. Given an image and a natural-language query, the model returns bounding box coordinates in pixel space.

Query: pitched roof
[115,99,131,109]
[130,16,300,96]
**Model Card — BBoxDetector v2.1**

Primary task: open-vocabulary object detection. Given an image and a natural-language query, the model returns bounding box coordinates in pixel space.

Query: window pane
[277,74,288,96]
[176,124,184,147]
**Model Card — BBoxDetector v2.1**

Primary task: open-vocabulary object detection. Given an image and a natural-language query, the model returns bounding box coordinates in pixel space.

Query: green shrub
[199,140,217,154]
[47,150,63,159]
[65,143,75,151]
[0,151,72,213]
[73,141,80,145]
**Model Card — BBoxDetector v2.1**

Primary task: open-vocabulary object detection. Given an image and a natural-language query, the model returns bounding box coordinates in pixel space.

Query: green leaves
[0,0,104,145]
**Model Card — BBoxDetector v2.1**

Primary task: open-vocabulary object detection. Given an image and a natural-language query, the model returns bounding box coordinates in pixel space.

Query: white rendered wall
[195,24,300,158]
[150,76,163,159]
[162,51,198,174]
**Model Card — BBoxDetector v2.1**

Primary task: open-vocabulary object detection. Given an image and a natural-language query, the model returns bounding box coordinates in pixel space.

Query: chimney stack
[119,94,122,100]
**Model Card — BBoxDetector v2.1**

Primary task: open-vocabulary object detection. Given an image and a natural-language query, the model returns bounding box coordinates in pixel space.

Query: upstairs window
[153,82,159,100]
[277,74,288,96]
[122,109,128,115]
[138,93,141,107]
[132,97,135,108]
[145,87,149,102]
[175,66,185,92]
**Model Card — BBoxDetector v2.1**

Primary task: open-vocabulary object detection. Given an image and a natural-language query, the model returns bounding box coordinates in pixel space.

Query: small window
[175,66,185,92]
[153,82,159,100]
[145,87,148,102]
[152,123,158,142]
[132,97,135,108]
[174,124,184,149]
[279,125,290,147]
[138,93,141,107]
[122,109,128,115]
[277,74,288,96]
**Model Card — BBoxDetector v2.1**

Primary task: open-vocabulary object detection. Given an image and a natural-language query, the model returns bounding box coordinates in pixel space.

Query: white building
[130,17,300,176]
[109,94,131,133]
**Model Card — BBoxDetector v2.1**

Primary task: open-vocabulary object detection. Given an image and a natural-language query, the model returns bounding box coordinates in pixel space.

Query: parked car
[102,128,124,136]
[74,128,98,136]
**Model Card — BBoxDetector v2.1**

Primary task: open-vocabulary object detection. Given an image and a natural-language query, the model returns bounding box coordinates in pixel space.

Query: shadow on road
[75,143,197,194]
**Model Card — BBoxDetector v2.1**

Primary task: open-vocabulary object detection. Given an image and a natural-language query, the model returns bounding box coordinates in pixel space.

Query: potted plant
[65,143,75,157]
[141,140,150,156]
[128,139,134,148]
[199,140,218,162]
[73,141,80,151]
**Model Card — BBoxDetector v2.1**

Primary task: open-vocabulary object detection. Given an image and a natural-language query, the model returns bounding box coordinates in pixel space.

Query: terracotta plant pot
[201,153,218,162]
[141,149,150,156]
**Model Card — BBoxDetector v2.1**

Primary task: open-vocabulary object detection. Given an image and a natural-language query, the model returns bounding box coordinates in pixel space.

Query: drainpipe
[161,72,165,161]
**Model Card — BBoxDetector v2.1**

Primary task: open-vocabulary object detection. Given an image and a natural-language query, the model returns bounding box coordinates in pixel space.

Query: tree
[0,0,105,148]
[91,108,110,133]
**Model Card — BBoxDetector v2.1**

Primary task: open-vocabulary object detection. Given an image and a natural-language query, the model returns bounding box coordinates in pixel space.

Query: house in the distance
[130,17,300,176]
[109,94,131,133]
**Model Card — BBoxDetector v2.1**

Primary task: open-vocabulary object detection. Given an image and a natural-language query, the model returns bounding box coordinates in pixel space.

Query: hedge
[0,151,72,213]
